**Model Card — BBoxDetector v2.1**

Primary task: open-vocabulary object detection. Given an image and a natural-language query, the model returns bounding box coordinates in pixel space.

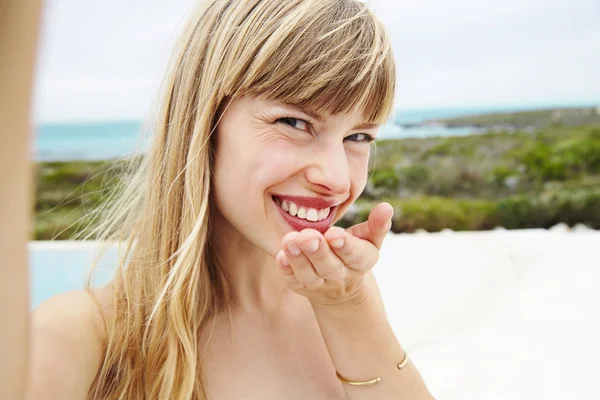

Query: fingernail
[280,256,290,266]
[301,239,319,253]
[330,238,344,248]
[287,242,301,256]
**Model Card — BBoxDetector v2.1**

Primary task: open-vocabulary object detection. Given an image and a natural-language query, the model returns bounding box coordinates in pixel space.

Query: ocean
[33,105,536,162]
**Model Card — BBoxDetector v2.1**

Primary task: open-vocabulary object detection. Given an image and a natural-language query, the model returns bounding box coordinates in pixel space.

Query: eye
[276,117,309,132]
[345,133,375,143]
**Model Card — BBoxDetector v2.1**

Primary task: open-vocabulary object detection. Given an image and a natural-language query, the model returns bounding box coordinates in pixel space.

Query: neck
[212,213,293,314]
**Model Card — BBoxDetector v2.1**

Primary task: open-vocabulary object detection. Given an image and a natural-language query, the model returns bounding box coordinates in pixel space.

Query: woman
[1,0,433,399]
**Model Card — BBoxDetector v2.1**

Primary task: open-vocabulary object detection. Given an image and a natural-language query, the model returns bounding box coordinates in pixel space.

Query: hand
[275,202,394,308]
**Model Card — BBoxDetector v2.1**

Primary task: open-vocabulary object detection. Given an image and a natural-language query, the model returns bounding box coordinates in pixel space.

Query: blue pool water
[29,244,117,309]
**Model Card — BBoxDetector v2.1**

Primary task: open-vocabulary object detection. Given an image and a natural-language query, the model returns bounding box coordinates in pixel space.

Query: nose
[304,144,351,195]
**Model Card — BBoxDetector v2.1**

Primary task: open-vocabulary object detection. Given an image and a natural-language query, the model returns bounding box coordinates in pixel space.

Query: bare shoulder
[27,285,114,400]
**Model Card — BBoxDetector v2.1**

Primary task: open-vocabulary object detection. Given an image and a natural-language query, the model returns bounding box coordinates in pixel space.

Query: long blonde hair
[86,0,395,398]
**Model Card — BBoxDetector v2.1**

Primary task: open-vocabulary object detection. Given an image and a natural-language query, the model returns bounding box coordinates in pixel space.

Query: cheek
[247,140,307,186]
[348,151,370,196]
[215,137,299,199]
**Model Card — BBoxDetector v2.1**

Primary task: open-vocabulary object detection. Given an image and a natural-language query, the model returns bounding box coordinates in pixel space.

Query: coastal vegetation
[34,115,600,239]
[421,106,600,129]
[341,122,600,232]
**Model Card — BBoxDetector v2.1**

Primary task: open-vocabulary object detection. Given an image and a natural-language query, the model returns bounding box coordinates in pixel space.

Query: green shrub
[370,167,400,192]
[490,165,519,186]
[519,134,600,181]
[422,140,453,158]
[554,138,600,173]
[520,143,560,180]
[397,164,430,190]
[34,208,92,240]
[588,127,600,140]
[388,197,499,233]
[336,201,377,229]
[497,188,600,229]
[339,197,500,233]
[340,188,600,232]
[34,160,121,240]
[424,165,486,198]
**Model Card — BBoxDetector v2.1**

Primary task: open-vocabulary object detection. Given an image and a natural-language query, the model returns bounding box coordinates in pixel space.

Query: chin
[262,238,284,259]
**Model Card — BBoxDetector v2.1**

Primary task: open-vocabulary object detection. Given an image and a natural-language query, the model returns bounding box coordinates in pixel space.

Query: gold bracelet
[335,352,409,386]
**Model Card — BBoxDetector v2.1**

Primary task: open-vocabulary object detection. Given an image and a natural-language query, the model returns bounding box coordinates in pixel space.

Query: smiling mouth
[272,196,332,222]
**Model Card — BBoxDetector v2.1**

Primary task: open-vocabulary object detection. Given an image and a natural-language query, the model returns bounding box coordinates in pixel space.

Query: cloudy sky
[34,0,600,123]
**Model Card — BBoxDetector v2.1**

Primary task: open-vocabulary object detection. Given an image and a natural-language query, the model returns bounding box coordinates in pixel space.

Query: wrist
[309,286,372,313]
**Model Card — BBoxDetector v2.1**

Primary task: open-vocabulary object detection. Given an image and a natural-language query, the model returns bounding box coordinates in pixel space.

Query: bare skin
[200,289,348,399]
[25,274,383,399]
[0,5,348,395]
[1,1,42,398]
[2,4,432,400]
[0,57,392,397]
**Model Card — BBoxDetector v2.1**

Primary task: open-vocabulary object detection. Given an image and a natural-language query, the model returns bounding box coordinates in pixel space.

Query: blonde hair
[86,0,395,398]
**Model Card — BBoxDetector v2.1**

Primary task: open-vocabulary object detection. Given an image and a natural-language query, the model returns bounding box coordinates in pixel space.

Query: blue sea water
[35,106,524,162]
[36,121,146,162]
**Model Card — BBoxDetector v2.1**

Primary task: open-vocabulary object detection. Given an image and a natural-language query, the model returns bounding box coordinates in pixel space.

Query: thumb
[346,202,394,249]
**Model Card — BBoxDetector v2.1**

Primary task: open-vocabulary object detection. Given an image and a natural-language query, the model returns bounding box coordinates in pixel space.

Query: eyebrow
[284,104,380,131]
[353,122,380,130]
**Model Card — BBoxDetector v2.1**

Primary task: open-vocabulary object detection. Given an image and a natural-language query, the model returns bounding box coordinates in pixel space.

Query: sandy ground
[375,228,599,400]
[30,228,600,399]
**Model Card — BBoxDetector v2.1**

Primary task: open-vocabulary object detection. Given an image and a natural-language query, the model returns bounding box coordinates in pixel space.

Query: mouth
[271,195,339,234]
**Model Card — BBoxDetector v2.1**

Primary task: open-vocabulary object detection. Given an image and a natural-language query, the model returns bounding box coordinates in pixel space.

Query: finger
[275,250,297,283]
[324,227,380,273]
[282,232,324,289]
[346,202,393,249]
[295,229,348,281]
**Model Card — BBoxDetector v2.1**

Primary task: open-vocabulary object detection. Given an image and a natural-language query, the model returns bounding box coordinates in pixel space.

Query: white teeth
[318,209,327,220]
[277,198,331,222]
[289,202,298,216]
[306,208,319,222]
[297,207,307,219]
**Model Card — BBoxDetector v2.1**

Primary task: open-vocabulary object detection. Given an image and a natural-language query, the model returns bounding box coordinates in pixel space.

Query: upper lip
[272,194,343,209]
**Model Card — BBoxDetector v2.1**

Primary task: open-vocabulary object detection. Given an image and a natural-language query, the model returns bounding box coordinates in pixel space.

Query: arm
[0,1,43,398]
[276,203,434,399]
[0,4,105,399]
[312,272,432,399]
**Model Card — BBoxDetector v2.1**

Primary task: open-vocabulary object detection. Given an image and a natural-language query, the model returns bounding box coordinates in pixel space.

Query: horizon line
[36,100,600,126]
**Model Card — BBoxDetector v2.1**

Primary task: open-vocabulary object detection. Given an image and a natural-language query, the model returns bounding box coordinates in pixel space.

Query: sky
[33,0,600,123]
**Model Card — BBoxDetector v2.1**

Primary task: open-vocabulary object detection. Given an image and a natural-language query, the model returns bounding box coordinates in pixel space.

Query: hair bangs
[238,0,396,125]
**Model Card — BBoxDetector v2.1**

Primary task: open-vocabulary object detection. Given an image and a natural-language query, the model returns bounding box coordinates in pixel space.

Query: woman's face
[212,96,379,258]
